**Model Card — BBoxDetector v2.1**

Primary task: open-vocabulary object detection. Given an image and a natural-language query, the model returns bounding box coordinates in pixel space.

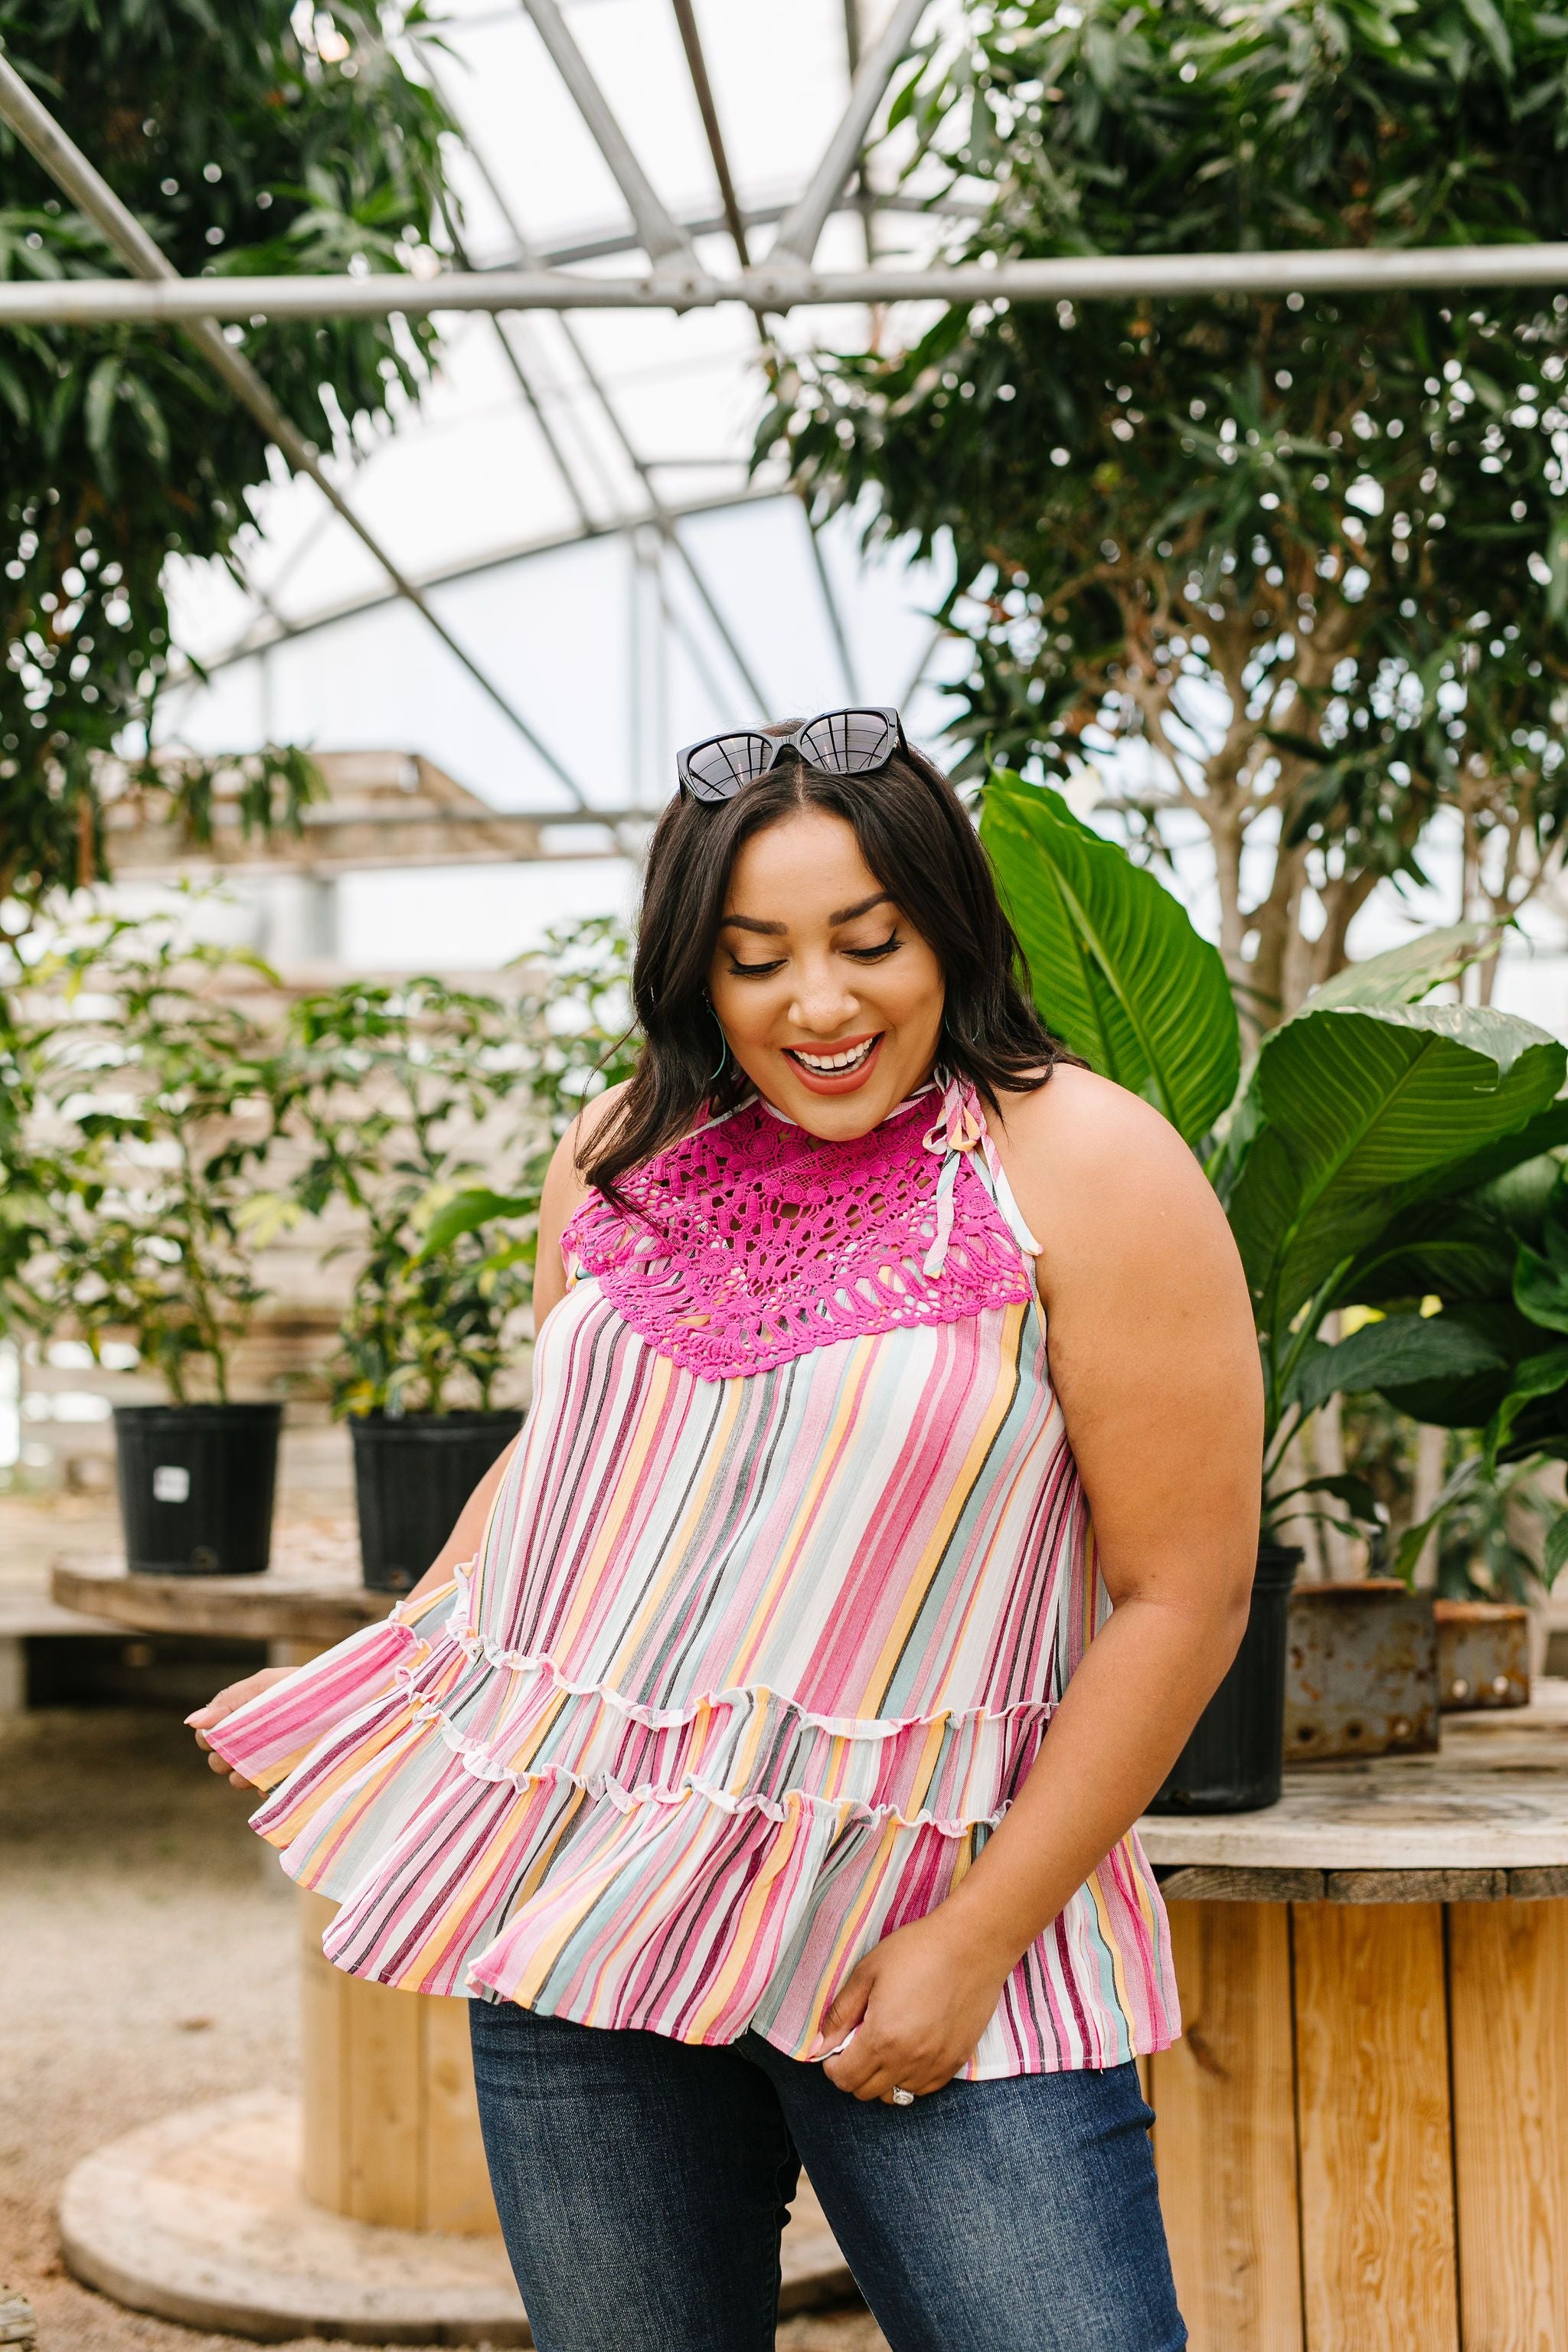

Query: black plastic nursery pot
[350,1410,524,1595]
[113,1402,283,1577]
[1146,1542,1302,1815]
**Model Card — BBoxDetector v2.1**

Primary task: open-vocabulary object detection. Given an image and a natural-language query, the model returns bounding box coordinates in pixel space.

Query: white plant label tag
[152,1465,191,1504]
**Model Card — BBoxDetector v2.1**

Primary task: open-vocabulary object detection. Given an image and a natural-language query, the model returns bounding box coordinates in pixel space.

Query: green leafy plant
[0,0,456,923]
[980,769,1568,1553]
[260,977,537,1419]
[1481,1168,1568,1468]
[268,922,639,1416]
[766,0,1568,1036]
[0,911,283,1399]
[416,918,640,1267]
[1398,1449,1566,1600]
[980,773,1237,1145]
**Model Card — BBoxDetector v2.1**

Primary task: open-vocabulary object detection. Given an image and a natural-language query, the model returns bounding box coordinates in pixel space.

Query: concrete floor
[2,1705,885,2352]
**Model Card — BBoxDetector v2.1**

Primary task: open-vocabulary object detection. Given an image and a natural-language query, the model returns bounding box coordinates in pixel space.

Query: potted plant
[981,773,1568,1807]
[263,975,537,1593]
[2,913,287,1573]
[267,930,639,1594]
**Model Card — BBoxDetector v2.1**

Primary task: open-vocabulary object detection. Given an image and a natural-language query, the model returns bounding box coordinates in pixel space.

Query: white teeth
[792,1038,876,1073]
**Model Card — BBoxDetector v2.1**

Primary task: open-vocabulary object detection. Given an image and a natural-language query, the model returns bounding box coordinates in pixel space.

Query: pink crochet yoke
[560,1070,1040,1381]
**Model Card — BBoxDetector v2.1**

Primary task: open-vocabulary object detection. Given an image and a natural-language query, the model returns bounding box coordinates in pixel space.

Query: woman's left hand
[807,1910,1011,2102]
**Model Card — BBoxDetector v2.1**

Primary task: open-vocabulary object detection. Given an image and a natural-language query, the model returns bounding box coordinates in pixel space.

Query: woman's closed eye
[727,932,902,979]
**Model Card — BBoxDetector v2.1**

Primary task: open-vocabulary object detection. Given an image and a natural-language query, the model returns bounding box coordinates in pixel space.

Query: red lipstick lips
[781,1033,884,1095]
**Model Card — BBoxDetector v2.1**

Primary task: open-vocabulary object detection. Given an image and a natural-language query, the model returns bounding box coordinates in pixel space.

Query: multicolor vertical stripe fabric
[210,1076,1178,2077]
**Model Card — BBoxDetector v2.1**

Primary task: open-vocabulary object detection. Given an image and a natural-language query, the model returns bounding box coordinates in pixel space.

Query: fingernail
[185,1711,206,1726]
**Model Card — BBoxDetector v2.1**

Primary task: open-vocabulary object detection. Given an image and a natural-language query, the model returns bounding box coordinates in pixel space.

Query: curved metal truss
[2,2,1564,809]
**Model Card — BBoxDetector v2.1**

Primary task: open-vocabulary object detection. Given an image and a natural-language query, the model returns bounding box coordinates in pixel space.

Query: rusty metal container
[1284,1579,1440,1762]
[1433,1599,1530,1711]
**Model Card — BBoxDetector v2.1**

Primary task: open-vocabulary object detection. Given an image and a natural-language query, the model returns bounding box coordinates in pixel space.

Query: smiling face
[707,806,946,1137]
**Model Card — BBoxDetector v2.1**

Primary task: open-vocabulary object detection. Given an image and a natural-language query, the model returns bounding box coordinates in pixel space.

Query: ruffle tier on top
[205,1558,1069,2063]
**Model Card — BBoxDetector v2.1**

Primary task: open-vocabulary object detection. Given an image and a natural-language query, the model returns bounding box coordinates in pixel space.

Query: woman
[191,709,1261,2352]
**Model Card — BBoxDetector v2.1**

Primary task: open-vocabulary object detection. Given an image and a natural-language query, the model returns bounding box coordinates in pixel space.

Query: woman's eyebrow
[719,892,893,936]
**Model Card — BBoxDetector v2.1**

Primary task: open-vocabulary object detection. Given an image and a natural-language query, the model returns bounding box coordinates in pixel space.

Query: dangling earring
[704,998,729,1083]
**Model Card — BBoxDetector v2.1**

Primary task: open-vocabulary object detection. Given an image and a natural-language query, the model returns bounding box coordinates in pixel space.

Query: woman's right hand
[187,1668,295,1789]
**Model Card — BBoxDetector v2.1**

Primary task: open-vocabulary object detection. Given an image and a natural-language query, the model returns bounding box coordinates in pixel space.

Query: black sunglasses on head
[676,707,907,802]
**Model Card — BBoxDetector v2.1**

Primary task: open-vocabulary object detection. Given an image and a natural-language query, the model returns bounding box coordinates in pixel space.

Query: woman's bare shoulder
[989,1064,1227,1248]
[993,1062,1192,1165]
[543,1080,632,1227]
[569,1079,633,1152]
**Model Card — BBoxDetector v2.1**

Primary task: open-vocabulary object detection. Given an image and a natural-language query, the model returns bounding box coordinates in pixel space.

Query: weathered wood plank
[1450,1900,1568,2351]
[1292,1903,1458,2352]
[1158,1865,1325,1903]
[52,1554,382,1645]
[297,1891,347,2215]
[1508,1867,1568,1900]
[341,1974,425,2230]
[1325,1868,1505,1903]
[1138,1692,1568,1872]
[1148,1902,1303,2351]
[420,1997,500,2237]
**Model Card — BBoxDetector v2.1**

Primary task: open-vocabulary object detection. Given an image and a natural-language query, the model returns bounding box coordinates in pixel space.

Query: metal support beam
[8,242,1567,322]
[519,0,697,271]
[434,90,773,712]
[669,0,750,269]
[841,0,878,270]
[769,0,930,269]
[172,482,779,687]
[445,232,601,539]
[0,50,600,818]
[530,185,987,271]
[421,55,600,537]
[802,508,860,703]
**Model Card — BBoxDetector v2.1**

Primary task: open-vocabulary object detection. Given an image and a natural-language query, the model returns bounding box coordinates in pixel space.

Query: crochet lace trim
[560,1069,1040,1380]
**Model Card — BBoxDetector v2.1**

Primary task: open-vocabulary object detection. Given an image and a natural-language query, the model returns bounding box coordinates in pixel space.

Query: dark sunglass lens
[683,733,775,801]
[798,710,897,774]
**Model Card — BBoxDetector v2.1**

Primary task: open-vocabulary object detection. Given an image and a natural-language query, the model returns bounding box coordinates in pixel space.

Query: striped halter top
[212,1069,1178,2076]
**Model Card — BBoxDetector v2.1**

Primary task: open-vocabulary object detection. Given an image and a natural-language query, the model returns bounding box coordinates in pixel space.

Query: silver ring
[890,2085,916,2106]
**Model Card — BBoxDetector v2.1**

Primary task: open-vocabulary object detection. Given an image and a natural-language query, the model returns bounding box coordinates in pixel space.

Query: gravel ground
[1,1705,885,2352]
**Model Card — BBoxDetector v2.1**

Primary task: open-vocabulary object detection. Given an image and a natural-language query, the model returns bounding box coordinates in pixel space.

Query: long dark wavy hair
[578,730,1073,1200]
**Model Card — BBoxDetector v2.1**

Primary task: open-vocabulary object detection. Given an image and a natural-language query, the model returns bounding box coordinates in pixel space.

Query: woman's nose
[789,970,860,1034]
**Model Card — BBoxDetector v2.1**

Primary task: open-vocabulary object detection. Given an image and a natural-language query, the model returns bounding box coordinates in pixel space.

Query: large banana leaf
[1289,1311,1509,1417]
[1302,922,1498,1011]
[1215,922,1509,1208]
[979,772,1239,1146]
[1423,1096,1568,1199]
[1342,1195,1520,1307]
[1379,1302,1537,1429]
[1472,1151,1566,1247]
[1229,1001,1566,1330]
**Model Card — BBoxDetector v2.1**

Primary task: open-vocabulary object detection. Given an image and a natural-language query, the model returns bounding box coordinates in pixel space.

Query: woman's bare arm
[816,1067,1262,2100]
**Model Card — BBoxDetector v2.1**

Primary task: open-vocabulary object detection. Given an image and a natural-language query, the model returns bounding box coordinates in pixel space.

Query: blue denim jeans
[469,2001,1186,2352]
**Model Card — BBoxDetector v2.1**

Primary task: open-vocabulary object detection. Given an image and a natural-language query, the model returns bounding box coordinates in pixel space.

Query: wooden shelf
[51,1551,384,1649]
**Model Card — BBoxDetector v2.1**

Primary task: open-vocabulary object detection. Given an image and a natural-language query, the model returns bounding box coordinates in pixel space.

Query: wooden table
[51,1553,501,2238]
[52,1552,384,1658]
[1135,1683,1568,2352]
